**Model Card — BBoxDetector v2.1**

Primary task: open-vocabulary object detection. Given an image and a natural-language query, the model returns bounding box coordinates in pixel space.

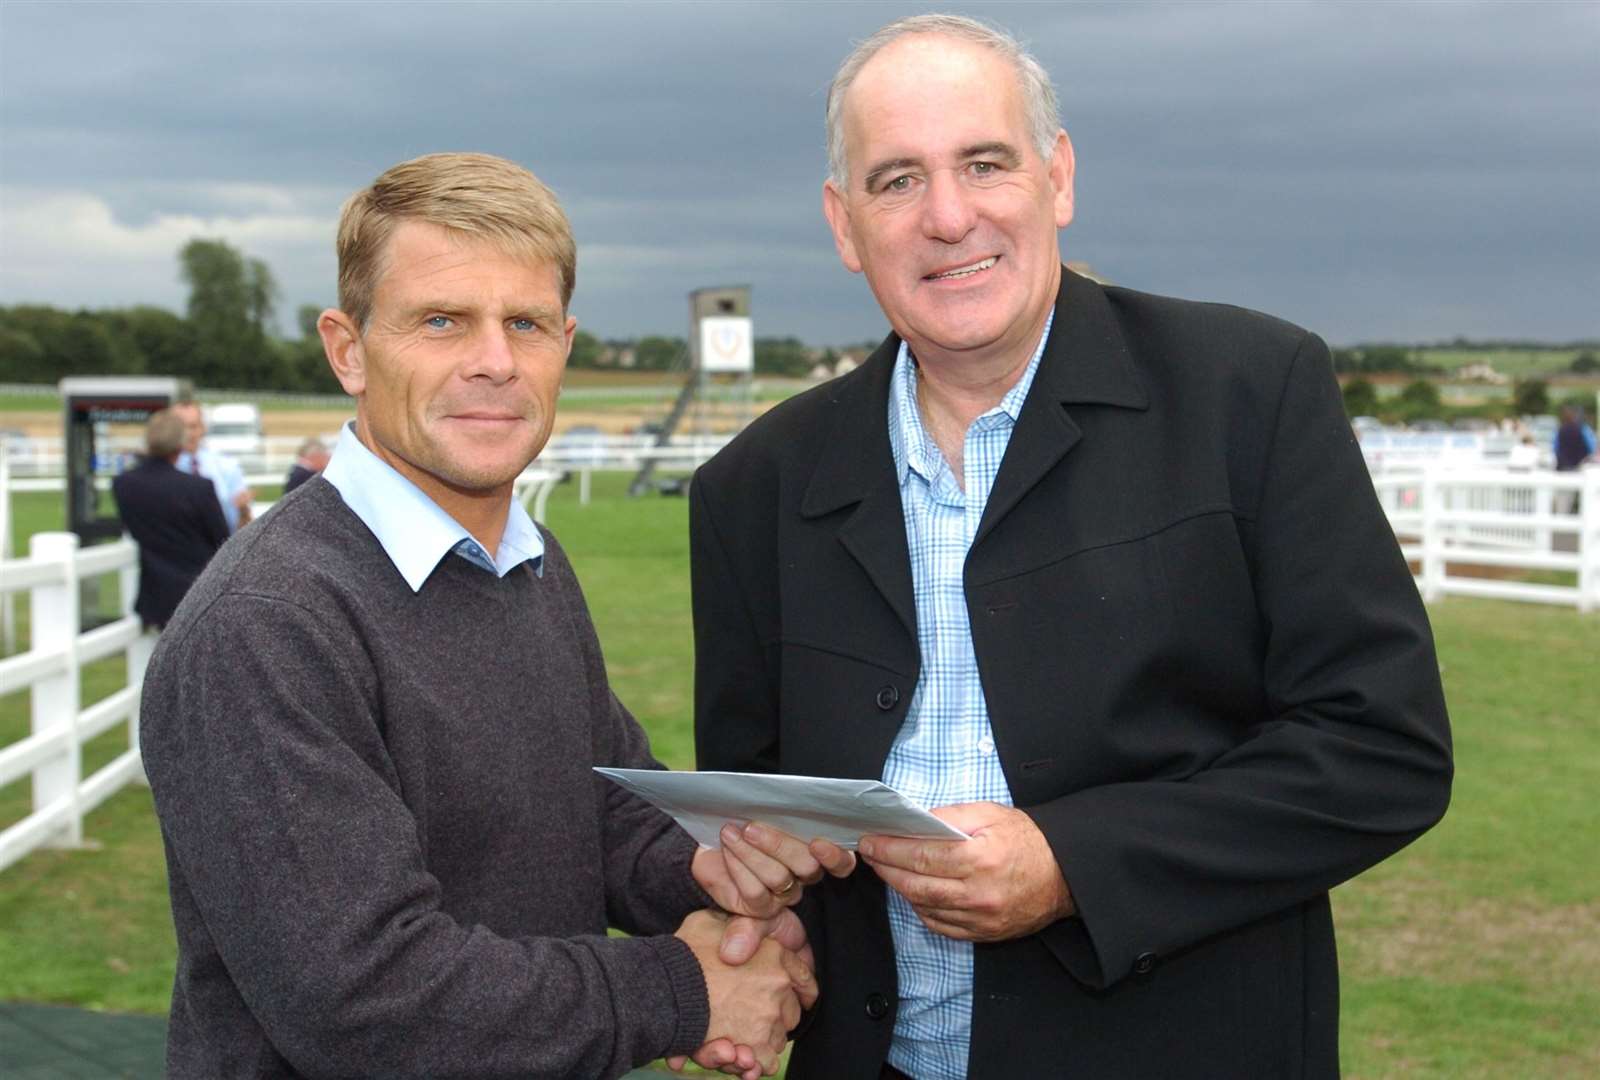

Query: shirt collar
[175,446,219,472]
[322,422,544,592]
[887,310,1054,486]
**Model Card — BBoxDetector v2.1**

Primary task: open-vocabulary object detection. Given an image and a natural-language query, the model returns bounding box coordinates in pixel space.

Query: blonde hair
[336,152,576,329]
[826,14,1061,190]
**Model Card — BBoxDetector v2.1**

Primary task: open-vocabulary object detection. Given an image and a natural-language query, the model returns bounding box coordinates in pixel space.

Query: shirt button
[977,735,995,754]
[875,685,900,711]
[1133,951,1158,976]
[864,991,891,1020]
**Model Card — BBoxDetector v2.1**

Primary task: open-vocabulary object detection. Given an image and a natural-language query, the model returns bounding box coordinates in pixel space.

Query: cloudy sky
[1,1,1595,346]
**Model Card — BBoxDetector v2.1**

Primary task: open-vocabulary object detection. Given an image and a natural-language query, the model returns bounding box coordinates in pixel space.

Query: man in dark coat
[282,437,331,494]
[691,14,1452,1080]
[1553,405,1596,471]
[111,408,230,629]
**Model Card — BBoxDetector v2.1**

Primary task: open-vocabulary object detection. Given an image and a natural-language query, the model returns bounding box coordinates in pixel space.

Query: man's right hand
[674,909,810,1078]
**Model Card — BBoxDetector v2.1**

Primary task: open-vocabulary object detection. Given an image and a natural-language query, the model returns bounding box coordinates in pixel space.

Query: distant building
[806,349,867,381]
[1457,362,1509,385]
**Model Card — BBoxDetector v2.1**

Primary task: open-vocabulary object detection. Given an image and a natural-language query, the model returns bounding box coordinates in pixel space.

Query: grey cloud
[1,0,1594,344]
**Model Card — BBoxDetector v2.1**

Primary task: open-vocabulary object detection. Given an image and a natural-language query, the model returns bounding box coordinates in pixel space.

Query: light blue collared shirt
[321,422,544,592]
[882,312,1052,1080]
[177,446,248,533]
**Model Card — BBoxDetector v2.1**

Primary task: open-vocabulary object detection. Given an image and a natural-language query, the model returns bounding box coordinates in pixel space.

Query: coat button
[875,685,899,711]
[865,991,891,1020]
[1133,951,1158,976]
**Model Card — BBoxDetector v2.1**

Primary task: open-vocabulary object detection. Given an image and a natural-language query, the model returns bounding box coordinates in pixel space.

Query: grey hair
[825,13,1062,190]
[145,408,187,458]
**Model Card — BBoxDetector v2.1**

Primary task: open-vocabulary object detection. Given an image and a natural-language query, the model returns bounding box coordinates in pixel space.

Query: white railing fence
[1375,464,1600,612]
[534,433,733,506]
[1,445,15,654]
[1360,430,1523,472]
[0,533,154,875]
[2,434,332,482]
[3,430,736,482]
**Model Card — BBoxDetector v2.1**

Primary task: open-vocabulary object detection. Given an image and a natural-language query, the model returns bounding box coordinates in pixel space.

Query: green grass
[551,473,697,765]
[3,478,1599,1076]
[0,392,58,413]
[1333,598,1600,1078]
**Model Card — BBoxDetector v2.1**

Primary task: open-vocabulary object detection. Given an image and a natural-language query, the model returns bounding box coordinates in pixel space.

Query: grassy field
[3,474,1598,1076]
[1415,349,1591,378]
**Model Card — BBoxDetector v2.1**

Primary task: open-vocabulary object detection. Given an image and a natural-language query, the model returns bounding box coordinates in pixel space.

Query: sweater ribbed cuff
[648,934,710,1058]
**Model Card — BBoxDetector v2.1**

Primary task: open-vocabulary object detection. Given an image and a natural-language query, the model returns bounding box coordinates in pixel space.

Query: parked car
[204,403,264,458]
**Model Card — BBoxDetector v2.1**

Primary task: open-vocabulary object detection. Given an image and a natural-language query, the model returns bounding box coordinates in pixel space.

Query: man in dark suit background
[112,408,229,629]
[282,437,331,494]
[691,14,1452,1079]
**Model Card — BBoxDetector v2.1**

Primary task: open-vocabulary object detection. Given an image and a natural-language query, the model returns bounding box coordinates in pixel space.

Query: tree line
[1332,345,1598,376]
[0,239,340,393]
[0,239,855,391]
[1340,377,1594,426]
[5,237,1589,392]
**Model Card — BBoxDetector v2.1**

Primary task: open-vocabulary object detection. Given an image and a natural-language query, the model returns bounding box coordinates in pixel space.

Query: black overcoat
[690,270,1452,1079]
[111,455,229,629]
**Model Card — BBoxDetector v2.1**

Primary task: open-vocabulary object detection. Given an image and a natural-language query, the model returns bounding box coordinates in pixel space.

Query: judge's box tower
[628,286,753,496]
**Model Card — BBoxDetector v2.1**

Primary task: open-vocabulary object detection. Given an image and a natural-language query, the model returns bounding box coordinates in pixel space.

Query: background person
[1553,404,1596,471]
[172,399,254,531]
[110,408,229,630]
[692,15,1452,1079]
[1553,404,1597,513]
[140,152,833,1080]
[283,436,331,493]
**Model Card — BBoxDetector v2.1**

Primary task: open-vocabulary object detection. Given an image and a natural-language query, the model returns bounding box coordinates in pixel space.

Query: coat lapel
[793,270,1147,629]
[975,269,1149,547]
[799,337,918,640]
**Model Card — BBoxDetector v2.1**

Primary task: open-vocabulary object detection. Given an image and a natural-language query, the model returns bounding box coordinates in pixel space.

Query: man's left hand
[858,802,1075,942]
[692,824,856,922]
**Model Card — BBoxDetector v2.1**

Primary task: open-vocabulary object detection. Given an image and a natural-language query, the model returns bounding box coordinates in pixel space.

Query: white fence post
[1580,466,1600,615]
[1420,466,1444,603]
[1,443,14,655]
[29,531,84,848]
[119,548,156,782]
[1533,479,1553,553]
[127,632,156,785]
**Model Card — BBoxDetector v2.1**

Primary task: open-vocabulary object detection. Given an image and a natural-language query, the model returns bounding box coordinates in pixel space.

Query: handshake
[667,802,1070,1076]
[669,821,858,1079]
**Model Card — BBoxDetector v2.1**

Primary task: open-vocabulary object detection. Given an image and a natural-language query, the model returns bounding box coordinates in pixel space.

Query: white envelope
[594,767,970,850]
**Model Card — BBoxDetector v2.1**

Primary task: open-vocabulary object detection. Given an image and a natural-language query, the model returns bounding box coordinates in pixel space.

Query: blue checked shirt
[882,314,1051,1080]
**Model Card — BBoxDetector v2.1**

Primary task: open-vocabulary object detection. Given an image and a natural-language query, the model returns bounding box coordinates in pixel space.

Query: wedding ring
[775,876,799,897]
